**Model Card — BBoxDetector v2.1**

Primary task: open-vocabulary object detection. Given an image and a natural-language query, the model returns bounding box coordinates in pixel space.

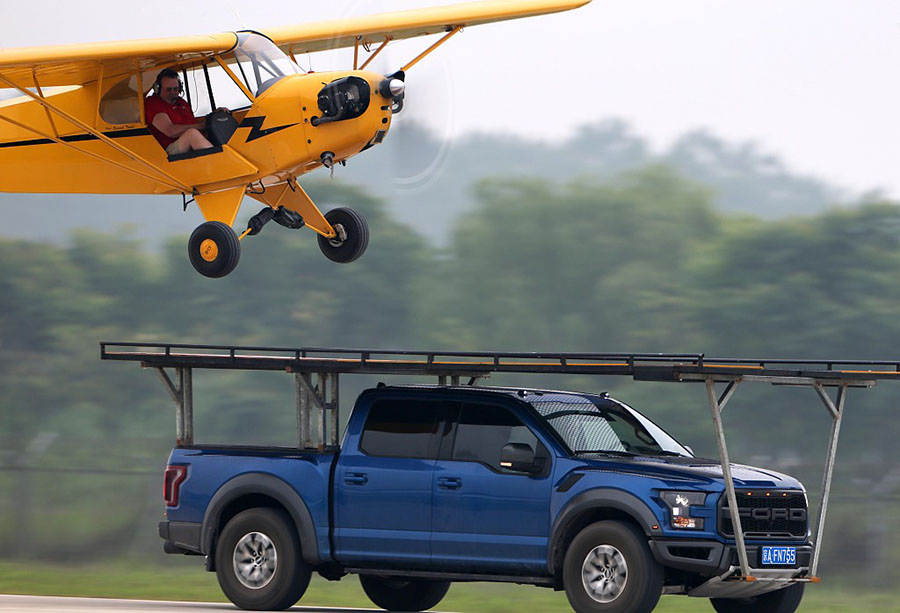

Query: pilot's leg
[166,128,214,155]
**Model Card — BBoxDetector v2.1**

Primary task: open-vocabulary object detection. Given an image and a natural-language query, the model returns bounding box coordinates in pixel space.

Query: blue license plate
[761,546,796,565]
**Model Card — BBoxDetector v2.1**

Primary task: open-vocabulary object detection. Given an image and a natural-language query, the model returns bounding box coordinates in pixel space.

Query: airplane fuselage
[0,69,394,196]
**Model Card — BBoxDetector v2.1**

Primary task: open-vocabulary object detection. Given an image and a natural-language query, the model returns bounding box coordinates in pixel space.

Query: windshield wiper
[576,449,639,457]
[648,450,689,457]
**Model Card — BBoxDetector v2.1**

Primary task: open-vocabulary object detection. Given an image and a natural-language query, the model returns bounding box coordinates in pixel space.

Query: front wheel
[359,575,450,612]
[214,508,310,610]
[710,583,805,613]
[317,207,369,263]
[563,521,662,613]
[188,221,240,278]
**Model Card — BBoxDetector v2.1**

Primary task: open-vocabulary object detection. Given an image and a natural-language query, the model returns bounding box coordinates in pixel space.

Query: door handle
[438,477,462,490]
[344,472,368,486]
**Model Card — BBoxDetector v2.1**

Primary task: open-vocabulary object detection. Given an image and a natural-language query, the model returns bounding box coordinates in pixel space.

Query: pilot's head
[154,68,183,105]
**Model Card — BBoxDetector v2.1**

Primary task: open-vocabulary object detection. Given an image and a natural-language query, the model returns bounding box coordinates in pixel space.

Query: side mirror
[500,443,541,474]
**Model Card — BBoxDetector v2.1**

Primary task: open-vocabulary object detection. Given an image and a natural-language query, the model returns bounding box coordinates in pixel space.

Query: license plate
[761,546,796,565]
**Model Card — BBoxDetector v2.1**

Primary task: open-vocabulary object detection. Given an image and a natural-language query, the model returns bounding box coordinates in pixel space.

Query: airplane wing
[0,33,237,89]
[264,0,592,56]
[0,0,589,89]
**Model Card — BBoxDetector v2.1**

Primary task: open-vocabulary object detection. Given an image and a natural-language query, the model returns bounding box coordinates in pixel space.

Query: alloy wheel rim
[233,531,277,589]
[581,544,628,603]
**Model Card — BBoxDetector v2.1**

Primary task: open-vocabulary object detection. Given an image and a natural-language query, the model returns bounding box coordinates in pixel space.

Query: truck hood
[576,455,803,490]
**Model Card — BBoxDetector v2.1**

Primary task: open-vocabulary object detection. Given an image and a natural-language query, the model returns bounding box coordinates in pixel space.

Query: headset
[152,68,184,96]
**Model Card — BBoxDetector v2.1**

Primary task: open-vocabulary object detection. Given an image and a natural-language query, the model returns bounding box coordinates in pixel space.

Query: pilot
[145,68,220,155]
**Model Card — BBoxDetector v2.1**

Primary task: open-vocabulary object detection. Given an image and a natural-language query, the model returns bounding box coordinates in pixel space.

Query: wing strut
[0,112,187,193]
[0,73,193,194]
[401,26,463,72]
[359,38,391,71]
[31,69,59,139]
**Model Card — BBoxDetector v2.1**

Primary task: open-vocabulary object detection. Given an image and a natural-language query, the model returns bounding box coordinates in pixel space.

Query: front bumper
[650,538,812,578]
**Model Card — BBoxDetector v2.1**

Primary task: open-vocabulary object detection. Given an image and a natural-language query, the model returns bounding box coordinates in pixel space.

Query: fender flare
[548,487,664,573]
[200,472,321,565]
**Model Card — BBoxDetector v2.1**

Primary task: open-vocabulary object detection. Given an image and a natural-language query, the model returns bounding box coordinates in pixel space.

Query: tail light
[164,465,188,507]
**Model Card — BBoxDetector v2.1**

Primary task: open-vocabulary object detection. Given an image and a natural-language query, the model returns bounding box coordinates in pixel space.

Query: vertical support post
[451,376,460,386]
[304,379,313,448]
[155,366,191,447]
[296,372,303,448]
[705,378,751,578]
[182,368,193,446]
[810,383,847,576]
[316,373,326,451]
[175,368,185,445]
[331,373,340,448]
[296,372,313,449]
[438,375,447,386]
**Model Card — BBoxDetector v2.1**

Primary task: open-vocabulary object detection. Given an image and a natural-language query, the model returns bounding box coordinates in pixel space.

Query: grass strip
[1,561,897,612]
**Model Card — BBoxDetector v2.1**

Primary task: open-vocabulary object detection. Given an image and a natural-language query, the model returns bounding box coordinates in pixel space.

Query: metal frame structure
[100,341,900,585]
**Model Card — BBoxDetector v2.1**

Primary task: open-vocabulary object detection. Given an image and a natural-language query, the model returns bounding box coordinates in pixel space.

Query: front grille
[719,490,808,539]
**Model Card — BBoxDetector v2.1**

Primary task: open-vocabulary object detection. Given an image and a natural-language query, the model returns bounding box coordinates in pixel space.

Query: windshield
[529,394,692,457]
[233,32,300,96]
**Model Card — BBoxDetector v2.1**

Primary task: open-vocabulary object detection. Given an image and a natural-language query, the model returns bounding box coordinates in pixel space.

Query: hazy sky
[3,0,899,198]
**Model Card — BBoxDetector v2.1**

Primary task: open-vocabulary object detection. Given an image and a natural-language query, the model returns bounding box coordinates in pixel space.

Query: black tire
[214,508,311,610]
[188,221,241,278]
[710,583,805,613]
[563,521,663,613]
[358,575,450,612]
[317,207,369,263]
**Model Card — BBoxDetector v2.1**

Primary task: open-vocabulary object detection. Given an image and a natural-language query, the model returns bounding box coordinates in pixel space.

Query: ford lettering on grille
[719,490,808,539]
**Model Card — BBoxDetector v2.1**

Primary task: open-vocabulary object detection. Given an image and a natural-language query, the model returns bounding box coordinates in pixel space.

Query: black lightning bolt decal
[239,116,298,143]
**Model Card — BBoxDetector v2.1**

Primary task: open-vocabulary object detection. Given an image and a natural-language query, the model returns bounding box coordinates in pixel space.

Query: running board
[344,567,555,586]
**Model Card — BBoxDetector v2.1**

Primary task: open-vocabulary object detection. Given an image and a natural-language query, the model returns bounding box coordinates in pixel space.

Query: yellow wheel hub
[199,239,219,262]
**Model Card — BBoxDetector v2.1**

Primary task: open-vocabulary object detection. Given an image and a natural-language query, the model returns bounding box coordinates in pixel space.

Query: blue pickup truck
[159,384,809,613]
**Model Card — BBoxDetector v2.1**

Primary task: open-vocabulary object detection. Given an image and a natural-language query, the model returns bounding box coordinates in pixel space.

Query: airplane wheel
[188,221,241,278]
[317,207,369,263]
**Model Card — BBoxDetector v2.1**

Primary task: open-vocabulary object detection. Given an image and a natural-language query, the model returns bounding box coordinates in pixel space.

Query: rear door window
[360,398,453,459]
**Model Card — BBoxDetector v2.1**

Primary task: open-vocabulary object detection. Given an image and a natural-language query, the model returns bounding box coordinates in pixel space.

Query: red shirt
[144,94,197,148]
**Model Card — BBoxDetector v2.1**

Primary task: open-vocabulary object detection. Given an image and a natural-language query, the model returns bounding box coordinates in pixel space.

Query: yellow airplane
[0,0,589,277]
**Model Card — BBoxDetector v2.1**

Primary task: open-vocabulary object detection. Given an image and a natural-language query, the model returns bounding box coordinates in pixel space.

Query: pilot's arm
[151,112,205,139]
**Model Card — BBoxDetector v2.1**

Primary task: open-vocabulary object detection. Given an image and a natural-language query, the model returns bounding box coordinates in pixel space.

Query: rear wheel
[563,521,662,613]
[358,574,450,611]
[188,221,240,277]
[317,207,369,263]
[710,583,805,613]
[214,508,310,610]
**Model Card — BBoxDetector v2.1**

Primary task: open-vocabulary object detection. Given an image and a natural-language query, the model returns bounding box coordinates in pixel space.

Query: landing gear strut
[245,206,305,236]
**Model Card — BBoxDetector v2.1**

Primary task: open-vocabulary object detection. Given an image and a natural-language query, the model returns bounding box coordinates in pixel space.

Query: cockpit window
[233,32,300,96]
[530,395,691,457]
[100,75,141,125]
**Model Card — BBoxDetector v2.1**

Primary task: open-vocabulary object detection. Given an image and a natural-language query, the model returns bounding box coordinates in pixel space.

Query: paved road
[0,595,393,613]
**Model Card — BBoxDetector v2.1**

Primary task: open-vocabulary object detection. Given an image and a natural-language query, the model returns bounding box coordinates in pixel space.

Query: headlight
[660,491,707,529]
